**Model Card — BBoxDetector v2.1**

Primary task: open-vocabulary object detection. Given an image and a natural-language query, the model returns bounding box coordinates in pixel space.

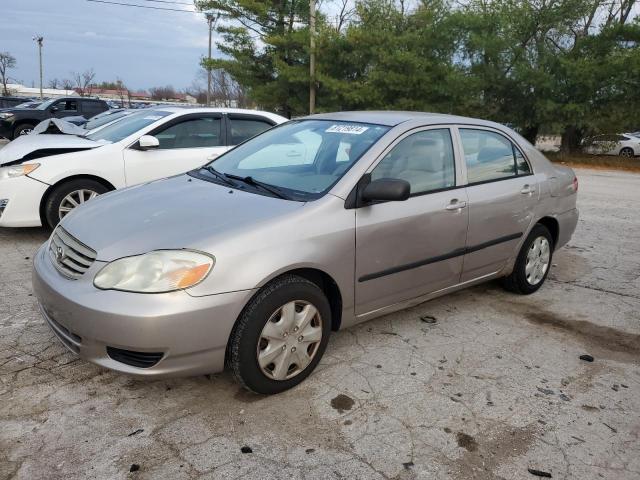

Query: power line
[138,0,195,6]
[86,0,197,13]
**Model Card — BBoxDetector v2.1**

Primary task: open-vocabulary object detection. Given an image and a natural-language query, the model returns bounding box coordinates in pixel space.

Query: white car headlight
[0,163,40,180]
[0,112,14,120]
[94,250,214,293]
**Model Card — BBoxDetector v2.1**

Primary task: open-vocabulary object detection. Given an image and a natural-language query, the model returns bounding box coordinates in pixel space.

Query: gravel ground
[1,167,639,480]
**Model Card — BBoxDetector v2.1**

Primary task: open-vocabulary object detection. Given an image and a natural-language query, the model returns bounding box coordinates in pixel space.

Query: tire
[13,123,35,139]
[43,179,109,229]
[502,224,553,295]
[227,274,332,394]
[619,147,634,158]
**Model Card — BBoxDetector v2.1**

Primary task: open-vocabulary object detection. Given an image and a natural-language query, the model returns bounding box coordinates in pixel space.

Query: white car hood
[0,134,106,166]
[32,118,87,135]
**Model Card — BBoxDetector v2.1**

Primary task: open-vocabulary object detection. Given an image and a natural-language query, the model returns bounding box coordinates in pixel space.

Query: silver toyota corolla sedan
[33,111,579,394]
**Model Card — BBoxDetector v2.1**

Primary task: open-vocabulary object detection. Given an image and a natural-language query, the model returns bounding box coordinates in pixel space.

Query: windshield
[84,111,130,131]
[36,98,58,110]
[85,110,171,143]
[206,120,389,199]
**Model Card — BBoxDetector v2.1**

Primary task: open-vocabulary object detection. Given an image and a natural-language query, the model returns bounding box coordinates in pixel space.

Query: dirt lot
[1,167,639,480]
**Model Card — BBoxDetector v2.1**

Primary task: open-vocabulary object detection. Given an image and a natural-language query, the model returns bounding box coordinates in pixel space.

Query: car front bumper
[0,119,14,139]
[0,175,49,227]
[32,243,255,378]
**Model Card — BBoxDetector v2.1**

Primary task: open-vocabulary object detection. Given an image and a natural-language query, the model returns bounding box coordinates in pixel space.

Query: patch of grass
[545,152,640,172]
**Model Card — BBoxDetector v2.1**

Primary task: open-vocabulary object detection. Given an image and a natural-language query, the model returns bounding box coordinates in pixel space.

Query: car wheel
[44,179,109,229]
[227,274,331,394]
[620,147,634,158]
[13,124,35,138]
[502,224,553,295]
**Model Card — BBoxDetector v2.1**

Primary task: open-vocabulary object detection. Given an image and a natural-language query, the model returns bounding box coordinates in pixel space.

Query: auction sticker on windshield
[326,124,369,134]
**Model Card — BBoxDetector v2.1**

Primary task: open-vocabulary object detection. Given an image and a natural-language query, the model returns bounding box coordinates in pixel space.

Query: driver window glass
[154,117,222,149]
[370,129,456,195]
[56,100,78,112]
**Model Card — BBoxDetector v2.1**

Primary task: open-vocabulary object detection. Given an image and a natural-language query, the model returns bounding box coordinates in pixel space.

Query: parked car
[0,107,287,228]
[34,109,134,132]
[0,96,34,109]
[0,97,109,139]
[31,111,579,394]
[583,133,640,157]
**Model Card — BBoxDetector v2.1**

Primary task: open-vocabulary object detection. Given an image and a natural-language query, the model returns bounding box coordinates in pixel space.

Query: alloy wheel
[256,300,323,381]
[525,236,550,285]
[58,189,99,220]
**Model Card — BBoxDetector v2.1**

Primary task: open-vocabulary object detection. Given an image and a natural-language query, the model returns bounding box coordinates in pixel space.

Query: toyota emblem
[55,245,65,262]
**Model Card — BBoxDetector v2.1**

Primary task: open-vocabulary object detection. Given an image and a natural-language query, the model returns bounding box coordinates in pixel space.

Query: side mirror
[361,178,410,203]
[137,135,159,150]
[49,106,59,113]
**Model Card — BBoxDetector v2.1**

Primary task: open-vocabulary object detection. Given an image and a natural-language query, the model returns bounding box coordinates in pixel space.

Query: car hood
[32,118,87,135]
[0,134,104,166]
[61,174,305,261]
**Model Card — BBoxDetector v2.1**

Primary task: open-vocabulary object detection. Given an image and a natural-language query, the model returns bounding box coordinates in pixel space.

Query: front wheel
[502,224,553,295]
[13,123,35,138]
[44,179,109,229]
[227,275,331,394]
[620,147,634,158]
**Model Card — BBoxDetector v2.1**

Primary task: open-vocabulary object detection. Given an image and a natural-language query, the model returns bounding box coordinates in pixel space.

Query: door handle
[521,184,535,195]
[445,199,467,211]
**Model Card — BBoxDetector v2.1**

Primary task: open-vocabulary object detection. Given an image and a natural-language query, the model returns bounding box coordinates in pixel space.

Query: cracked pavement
[1,167,639,479]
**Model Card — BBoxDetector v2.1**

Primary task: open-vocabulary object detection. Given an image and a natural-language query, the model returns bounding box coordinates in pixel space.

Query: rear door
[81,100,107,119]
[354,127,468,316]
[457,127,538,282]
[122,113,226,186]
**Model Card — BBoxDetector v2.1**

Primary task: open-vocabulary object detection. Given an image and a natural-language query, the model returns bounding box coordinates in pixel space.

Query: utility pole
[309,0,316,114]
[33,35,44,99]
[205,12,216,107]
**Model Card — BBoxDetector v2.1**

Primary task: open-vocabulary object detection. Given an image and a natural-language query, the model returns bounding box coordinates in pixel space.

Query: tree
[149,85,177,100]
[0,52,17,95]
[196,0,312,117]
[72,68,96,96]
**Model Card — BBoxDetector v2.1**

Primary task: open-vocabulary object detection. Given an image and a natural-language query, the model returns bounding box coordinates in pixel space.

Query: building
[4,83,78,99]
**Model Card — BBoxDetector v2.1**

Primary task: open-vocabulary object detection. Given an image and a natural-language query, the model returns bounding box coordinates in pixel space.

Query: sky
[0,0,216,92]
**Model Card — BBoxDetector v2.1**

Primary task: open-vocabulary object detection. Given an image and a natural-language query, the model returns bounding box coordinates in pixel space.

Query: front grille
[0,199,8,218]
[106,347,164,368]
[49,227,97,278]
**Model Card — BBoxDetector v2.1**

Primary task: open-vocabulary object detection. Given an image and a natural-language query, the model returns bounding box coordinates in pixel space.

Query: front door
[457,127,539,282]
[355,127,469,316]
[123,114,228,186]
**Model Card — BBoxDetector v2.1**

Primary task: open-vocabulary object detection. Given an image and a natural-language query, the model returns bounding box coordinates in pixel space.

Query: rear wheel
[227,275,331,394]
[13,123,35,138]
[620,147,634,158]
[44,179,109,229]
[502,224,553,295]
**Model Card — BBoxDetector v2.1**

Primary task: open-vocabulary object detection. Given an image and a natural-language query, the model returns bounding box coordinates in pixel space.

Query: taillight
[572,177,578,192]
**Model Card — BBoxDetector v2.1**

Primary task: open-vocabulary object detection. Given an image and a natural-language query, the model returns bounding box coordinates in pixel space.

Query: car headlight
[0,112,14,120]
[0,163,40,180]
[94,250,214,293]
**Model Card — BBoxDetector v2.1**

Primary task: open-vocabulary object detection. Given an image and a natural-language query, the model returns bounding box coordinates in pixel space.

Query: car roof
[148,106,287,123]
[299,110,506,128]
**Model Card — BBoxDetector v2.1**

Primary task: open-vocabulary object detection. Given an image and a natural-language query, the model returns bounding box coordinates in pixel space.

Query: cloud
[0,0,216,90]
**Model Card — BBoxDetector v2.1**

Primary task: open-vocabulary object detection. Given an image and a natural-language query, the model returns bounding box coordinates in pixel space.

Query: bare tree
[149,85,177,100]
[47,78,60,89]
[72,68,96,96]
[0,52,17,95]
[189,68,249,107]
[115,77,130,107]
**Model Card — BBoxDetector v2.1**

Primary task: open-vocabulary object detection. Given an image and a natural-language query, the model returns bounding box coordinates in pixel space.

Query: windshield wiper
[203,166,235,187]
[224,173,289,200]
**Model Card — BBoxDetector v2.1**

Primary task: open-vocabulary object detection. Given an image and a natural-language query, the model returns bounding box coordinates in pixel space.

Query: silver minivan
[33,111,579,394]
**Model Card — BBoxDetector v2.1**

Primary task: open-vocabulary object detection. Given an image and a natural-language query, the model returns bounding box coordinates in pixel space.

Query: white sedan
[0,107,287,228]
[583,133,640,157]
